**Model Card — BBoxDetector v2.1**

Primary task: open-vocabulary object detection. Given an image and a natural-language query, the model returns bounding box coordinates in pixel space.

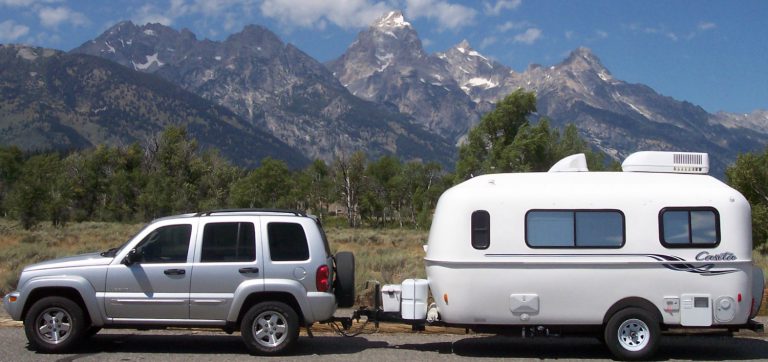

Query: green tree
[293,160,332,218]
[139,126,204,219]
[230,157,292,209]
[0,146,23,216]
[197,150,242,211]
[7,154,70,229]
[456,89,538,179]
[332,151,367,227]
[363,155,402,225]
[456,90,615,179]
[726,149,768,250]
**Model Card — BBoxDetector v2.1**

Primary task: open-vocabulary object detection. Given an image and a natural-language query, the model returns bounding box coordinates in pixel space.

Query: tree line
[2,89,766,248]
[0,127,452,230]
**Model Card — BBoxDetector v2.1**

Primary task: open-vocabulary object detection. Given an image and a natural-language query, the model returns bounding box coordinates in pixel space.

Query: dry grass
[0,219,143,294]
[326,226,428,296]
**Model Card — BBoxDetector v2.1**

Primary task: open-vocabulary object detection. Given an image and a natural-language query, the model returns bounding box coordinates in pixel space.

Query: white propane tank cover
[548,153,589,172]
[622,151,709,174]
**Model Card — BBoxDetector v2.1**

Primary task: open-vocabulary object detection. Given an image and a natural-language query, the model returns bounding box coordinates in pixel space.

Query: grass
[1,218,766,316]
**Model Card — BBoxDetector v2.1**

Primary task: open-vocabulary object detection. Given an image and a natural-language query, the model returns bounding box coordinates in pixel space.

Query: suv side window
[135,224,192,263]
[201,222,256,263]
[267,222,309,261]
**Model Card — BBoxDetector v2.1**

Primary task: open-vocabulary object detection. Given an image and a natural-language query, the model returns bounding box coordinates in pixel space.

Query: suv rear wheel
[24,296,86,353]
[241,301,299,355]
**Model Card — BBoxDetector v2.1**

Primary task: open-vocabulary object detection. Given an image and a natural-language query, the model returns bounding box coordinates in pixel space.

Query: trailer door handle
[163,269,186,276]
[239,267,259,274]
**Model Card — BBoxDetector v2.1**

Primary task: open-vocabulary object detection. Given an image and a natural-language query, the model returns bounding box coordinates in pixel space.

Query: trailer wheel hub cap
[618,318,649,351]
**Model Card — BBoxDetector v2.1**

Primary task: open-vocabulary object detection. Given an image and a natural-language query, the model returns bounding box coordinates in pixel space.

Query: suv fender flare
[228,279,313,323]
[21,276,105,326]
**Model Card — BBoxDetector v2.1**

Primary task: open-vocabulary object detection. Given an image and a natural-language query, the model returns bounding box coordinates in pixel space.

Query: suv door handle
[239,267,259,274]
[164,269,186,275]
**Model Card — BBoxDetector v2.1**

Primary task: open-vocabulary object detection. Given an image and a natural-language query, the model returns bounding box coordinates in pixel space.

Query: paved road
[1,326,767,361]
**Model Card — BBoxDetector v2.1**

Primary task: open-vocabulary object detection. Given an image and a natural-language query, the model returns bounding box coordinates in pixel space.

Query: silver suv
[2,209,355,355]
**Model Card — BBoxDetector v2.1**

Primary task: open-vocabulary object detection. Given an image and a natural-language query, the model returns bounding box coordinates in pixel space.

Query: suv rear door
[261,216,317,293]
[189,216,263,320]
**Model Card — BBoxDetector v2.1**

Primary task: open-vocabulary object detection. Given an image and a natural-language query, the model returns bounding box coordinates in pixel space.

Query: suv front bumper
[3,292,21,320]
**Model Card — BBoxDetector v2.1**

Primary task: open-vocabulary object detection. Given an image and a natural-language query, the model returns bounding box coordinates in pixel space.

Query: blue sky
[1,0,766,114]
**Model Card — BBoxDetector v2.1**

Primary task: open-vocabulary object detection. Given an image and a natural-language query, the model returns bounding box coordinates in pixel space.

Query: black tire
[334,251,355,308]
[603,307,661,361]
[23,296,86,353]
[240,301,299,355]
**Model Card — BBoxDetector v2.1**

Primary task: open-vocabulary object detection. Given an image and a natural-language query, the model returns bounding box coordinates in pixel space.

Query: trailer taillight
[316,265,330,292]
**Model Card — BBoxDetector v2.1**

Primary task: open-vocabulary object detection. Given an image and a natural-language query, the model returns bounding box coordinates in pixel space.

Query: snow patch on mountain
[132,53,164,70]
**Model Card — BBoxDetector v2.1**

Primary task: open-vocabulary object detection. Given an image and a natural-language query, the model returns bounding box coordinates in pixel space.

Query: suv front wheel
[24,296,86,353]
[241,301,299,355]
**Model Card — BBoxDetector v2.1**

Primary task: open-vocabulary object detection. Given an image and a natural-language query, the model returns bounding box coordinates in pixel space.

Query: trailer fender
[602,297,662,326]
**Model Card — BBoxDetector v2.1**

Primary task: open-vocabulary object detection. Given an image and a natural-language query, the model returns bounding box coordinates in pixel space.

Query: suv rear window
[268,222,310,261]
[201,222,256,263]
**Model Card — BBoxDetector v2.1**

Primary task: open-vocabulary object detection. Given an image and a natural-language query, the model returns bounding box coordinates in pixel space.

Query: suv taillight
[316,265,330,292]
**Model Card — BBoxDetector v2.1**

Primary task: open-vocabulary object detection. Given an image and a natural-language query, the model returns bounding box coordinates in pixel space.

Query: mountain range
[1,10,765,175]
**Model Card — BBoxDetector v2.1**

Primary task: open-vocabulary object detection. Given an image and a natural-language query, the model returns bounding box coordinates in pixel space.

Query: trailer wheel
[24,296,86,353]
[334,251,355,308]
[241,301,299,355]
[604,307,660,360]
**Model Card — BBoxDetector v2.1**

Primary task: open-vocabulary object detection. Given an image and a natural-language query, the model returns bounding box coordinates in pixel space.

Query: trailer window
[471,210,490,250]
[660,208,720,247]
[526,210,624,248]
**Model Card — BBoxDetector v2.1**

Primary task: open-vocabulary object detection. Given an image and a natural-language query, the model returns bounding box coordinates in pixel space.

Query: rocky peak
[455,39,471,52]
[560,47,607,71]
[374,10,411,29]
[557,47,613,82]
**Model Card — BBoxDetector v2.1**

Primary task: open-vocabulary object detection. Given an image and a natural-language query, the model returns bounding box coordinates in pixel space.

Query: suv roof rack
[194,208,307,217]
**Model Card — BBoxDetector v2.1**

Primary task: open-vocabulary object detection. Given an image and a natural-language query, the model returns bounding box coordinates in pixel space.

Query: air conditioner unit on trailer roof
[621,151,709,174]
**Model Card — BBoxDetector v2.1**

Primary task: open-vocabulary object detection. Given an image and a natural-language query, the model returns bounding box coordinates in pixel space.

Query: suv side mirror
[122,249,139,266]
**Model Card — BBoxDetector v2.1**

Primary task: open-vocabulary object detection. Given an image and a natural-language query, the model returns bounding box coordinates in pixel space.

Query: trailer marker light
[738,293,742,302]
[8,296,16,303]
[443,293,448,305]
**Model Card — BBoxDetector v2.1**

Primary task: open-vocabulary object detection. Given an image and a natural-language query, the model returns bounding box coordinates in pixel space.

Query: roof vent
[622,151,709,174]
[548,153,589,172]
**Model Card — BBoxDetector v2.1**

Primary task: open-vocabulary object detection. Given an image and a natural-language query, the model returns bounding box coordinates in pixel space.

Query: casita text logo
[696,251,737,261]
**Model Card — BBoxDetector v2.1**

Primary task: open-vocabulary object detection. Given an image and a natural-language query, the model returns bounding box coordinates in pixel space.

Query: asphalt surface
[1,320,768,361]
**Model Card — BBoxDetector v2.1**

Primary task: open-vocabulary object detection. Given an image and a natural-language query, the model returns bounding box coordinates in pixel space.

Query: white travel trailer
[420,151,764,360]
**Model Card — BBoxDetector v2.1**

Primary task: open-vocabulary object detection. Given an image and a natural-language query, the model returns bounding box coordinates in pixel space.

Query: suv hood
[24,252,113,271]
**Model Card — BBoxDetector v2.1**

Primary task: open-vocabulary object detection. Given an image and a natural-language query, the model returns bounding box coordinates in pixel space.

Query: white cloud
[0,0,60,6]
[0,20,30,42]
[497,20,529,32]
[405,0,477,30]
[513,27,541,44]
[564,30,575,40]
[134,4,174,25]
[260,0,392,29]
[479,36,496,49]
[38,6,88,28]
[698,21,716,31]
[595,30,608,39]
[483,0,521,16]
